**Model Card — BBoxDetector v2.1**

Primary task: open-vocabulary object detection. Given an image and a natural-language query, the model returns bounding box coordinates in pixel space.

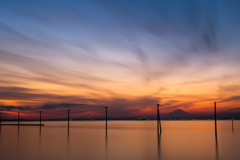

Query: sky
[0,0,240,119]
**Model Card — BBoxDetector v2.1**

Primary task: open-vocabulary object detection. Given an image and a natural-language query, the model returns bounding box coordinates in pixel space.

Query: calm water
[0,120,239,160]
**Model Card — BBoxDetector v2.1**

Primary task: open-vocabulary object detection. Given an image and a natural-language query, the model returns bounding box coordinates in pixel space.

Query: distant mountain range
[2,109,240,121]
[83,109,240,120]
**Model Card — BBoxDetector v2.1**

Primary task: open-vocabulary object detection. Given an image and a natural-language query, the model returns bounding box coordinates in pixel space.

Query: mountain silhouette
[161,109,194,119]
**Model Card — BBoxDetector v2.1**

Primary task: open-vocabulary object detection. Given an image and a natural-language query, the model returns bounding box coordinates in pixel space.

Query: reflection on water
[0,120,240,160]
[215,131,219,160]
[67,128,70,158]
[157,130,161,160]
[39,126,42,160]
[17,125,19,160]
[232,119,234,133]
[105,130,108,160]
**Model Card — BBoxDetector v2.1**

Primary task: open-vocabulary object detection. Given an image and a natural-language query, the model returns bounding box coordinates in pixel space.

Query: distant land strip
[0,124,44,126]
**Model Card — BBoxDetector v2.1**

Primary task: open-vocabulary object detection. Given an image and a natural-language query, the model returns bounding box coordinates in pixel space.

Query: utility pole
[214,102,218,159]
[39,111,42,133]
[105,107,108,134]
[0,113,2,129]
[18,112,20,132]
[40,111,42,126]
[157,104,159,133]
[18,112,20,126]
[0,113,2,125]
[68,109,70,133]
[157,104,162,133]
[214,102,217,135]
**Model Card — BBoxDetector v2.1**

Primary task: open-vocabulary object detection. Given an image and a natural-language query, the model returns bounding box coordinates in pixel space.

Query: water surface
[0,120,239,160]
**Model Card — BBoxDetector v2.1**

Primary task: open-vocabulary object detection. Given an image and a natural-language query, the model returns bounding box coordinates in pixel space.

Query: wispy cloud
[219,96,240,103]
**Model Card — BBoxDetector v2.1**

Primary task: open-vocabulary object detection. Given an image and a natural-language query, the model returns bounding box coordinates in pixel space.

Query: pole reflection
[39,124,42,160]
[67,112,70,159]
[39,128,41,140]
[105,129,108,160]
[67,129,70,157]
[39,124,42,136]
[39,124,42,134]
[17,125,20,159]
[68,131,70,148]
[157,126,161,160]
[0,117,1,147]
[215,132,219,160]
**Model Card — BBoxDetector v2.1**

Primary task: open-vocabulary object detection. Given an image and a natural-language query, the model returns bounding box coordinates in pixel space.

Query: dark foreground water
[0,120,239,160]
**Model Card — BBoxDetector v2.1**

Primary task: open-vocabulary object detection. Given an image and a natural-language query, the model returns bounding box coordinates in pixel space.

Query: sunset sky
[1,0,240,119]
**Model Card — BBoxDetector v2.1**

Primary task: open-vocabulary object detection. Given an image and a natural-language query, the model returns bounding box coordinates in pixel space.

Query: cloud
[0,105,32,111]
[144,0,218,52]
[39,103,91,110]
[228,108,240,112]
[219,96,240,103]
[104,96,160,116]
[0,86,36,93]
[0,21,32,42]
[0,106,16,111]
[0,86,97,104]
[219,85,240,93]
[131,47,149,63]
[160,100,195,111]
[0,96,160,117]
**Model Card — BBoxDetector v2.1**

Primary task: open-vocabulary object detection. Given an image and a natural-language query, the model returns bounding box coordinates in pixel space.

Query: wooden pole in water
[0,113,2,125]
[39,111,42,126]
[214,102,218,159]
[105,107,108,134]
[18,112,20,126]
[214,102,217,134]
[17,112,20,132]
[157,104,162,133]
[39,111,42,133]
[0,113,2,130]
[68,109,70,133]
[157,104,159,133]
[159,105,162,133]
[232,117,234,132]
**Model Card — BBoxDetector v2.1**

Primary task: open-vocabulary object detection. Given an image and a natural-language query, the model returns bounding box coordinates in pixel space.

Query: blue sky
[1,0,240,118]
